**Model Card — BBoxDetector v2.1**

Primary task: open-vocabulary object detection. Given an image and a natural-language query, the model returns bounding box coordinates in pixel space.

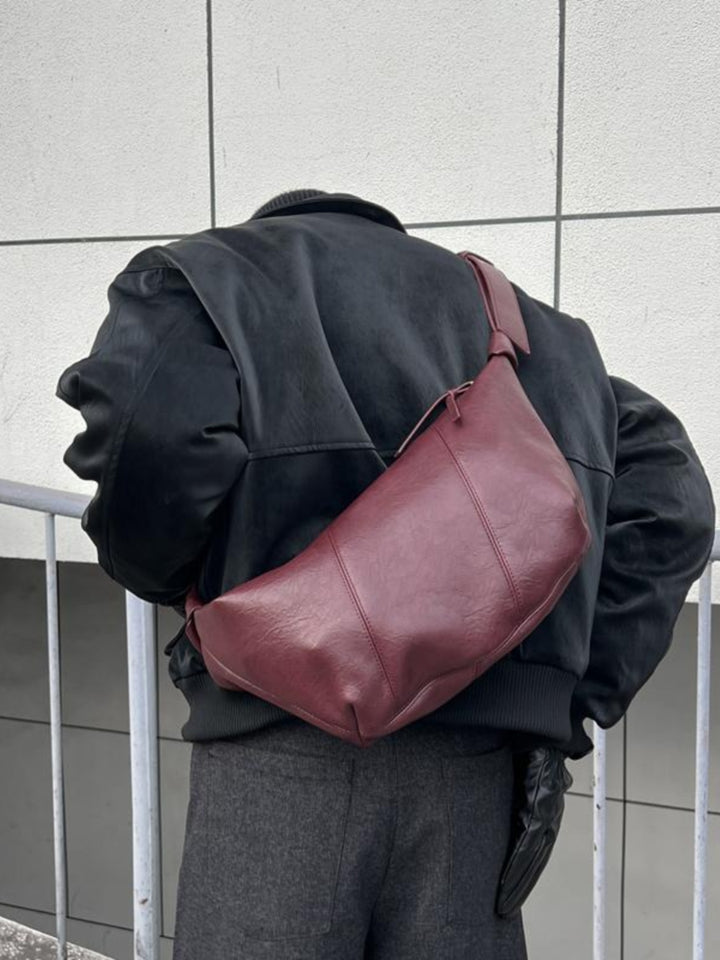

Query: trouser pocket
[205,739,354,941]
[441,744,515,927]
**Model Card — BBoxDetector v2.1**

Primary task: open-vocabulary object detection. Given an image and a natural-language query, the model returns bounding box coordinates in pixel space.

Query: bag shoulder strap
[457,251,531,358]
[394,252,532,459]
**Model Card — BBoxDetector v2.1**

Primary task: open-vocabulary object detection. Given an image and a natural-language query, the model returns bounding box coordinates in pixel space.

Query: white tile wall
[559,214,720,478]
[0,239,174,562]
[563,1,720,214]
[560,212,720,605]
[0,1,210,239]
[211,0,559,225]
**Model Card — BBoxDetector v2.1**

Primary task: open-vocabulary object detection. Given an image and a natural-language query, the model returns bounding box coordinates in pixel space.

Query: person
[55,189,716,959]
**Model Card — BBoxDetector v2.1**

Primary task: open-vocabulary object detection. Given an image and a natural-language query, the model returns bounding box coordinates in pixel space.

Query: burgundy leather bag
[181,251,592,748]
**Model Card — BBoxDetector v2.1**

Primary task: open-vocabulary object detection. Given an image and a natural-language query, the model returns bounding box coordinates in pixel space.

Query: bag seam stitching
[326,527,397,703]
[432,423,522,612]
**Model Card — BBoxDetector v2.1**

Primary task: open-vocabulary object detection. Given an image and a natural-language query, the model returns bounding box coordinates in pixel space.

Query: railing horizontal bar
[1,484,718,561]
[0,478,89,519]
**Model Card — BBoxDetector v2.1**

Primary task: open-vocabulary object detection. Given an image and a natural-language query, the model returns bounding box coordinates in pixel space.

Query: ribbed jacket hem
[174,659,579,745]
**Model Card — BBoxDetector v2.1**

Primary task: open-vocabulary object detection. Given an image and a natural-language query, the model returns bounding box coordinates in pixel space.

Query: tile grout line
[553,0,566,311]
[0,899,137,936]
[0,713,184,744]
[1,207,720,247]
[0,234,185,247]
[561,205,720,221]
[206,0,216,229]
[565,789,720,818]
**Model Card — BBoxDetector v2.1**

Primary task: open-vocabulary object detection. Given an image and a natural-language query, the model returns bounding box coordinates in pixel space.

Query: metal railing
[0,478,160,960]
[0,475,718,960]
[591,537,718,960]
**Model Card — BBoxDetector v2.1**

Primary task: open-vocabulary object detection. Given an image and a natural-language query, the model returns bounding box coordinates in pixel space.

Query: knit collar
[248,190,407,234]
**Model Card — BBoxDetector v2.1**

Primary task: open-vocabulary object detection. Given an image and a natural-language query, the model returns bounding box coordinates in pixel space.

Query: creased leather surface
[184,253,592,747]
[495,746,574,917]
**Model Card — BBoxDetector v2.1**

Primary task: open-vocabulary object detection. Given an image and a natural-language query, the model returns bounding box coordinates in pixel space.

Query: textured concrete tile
[58,561,188,740]
[0,720,55,913]
[0,559,50,722]
[624,803,720,958]
[159,739,192,938]
[65,917,132,960]
[522,793,622,960]
[1,552,188,737]
[626,602,720,812]
[1,2,209,239]
[560,215,720,399]
[1,240,161,562]
[563,1,720,213]
[212,0,559,225]
[57,562,129,733]
[409,220,556,307]
[63,727,133,930]
[560,215,720,597]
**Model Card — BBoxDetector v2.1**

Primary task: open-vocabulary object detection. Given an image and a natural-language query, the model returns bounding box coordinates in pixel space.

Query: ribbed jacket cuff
[174,658,582,749]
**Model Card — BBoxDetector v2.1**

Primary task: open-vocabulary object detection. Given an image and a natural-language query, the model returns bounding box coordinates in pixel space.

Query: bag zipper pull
[393,380,474,459]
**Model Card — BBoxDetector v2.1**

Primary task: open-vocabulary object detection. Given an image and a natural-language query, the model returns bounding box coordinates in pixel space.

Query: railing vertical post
[593,722,607,960]
[44,512,68,960]
[125,593,160,960]
[693,560,714,960]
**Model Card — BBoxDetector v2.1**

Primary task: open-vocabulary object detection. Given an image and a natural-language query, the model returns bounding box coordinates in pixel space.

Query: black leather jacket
[55,191,716,758]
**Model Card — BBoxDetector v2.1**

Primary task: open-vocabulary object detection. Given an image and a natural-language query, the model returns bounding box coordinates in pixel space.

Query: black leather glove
[495,745,573,918]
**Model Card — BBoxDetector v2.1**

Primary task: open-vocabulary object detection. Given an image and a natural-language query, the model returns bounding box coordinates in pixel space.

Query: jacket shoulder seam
[119,264,179,275]
[247,440,377,460]
[99,303,208,577]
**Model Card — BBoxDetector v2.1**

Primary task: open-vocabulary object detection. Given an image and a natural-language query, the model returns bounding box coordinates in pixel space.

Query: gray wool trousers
[171,716,528,960]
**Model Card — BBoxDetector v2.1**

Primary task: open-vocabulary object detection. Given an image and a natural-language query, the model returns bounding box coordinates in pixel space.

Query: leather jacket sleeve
[560,375,716,760]
[55,266,248,608]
